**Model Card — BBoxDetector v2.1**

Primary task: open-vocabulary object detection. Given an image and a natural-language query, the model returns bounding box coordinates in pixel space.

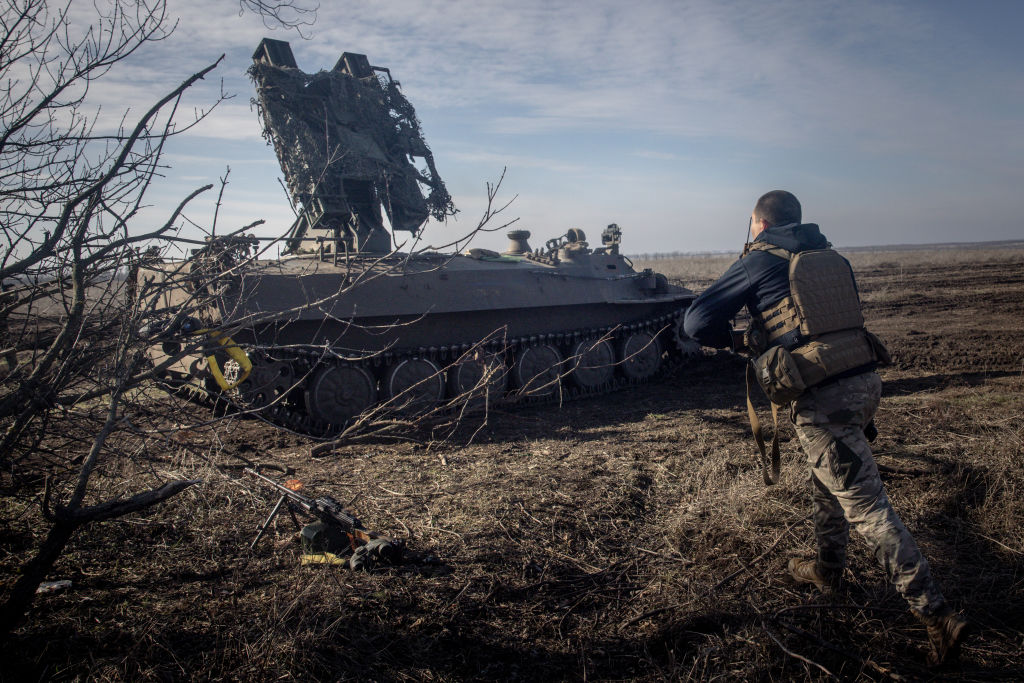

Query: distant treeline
[630,239,1024,261]
[628,251,737,261]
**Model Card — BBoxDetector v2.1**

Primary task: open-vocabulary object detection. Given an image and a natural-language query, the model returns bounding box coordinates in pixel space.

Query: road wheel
[305,364,378,425]
[512,344,562,397]
[384,358,445,413]
[619,331,661,381]
[568,339,615,389]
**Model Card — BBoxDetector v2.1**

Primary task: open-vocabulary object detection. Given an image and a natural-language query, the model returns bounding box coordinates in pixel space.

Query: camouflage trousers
[792,371,945,615]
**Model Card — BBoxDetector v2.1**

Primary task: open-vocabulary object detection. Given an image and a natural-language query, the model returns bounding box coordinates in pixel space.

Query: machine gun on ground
[245,467,403,570]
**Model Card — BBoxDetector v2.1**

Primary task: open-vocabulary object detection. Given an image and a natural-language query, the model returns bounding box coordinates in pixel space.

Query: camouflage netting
[249,61,457,232]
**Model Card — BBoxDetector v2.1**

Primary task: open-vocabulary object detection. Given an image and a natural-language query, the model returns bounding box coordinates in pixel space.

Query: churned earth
[2,246,1023,681]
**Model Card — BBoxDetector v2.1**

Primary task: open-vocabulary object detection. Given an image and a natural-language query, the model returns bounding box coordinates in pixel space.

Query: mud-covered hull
[221,252,690,348]
[141,247,698,436]
[239,300,682,350]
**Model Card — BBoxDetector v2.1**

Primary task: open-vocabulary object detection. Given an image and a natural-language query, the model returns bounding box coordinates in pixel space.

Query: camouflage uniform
[792,370,945,614]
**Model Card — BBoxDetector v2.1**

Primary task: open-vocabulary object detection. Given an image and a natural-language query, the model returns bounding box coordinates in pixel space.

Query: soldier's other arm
[682,259,752,349]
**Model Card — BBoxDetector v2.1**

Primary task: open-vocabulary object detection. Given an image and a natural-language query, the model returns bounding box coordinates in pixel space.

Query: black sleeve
[682,258,753,349]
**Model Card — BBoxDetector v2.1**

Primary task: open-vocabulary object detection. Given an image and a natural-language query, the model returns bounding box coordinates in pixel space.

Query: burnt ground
[2,248,1024,681]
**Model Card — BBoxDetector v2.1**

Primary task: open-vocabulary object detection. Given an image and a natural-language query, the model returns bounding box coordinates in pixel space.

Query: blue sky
[95,0,1024,254]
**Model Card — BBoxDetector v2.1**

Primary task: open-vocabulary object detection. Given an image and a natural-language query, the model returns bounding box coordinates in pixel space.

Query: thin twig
[443,580,472,612]
[777,620,904,680]
[713,514,811,592]
[634,546,694,565]
[619,604,679,630]
[764,626,838,680]
[377,485,414,497]
[424,524,464,541]
[773,603,907,617]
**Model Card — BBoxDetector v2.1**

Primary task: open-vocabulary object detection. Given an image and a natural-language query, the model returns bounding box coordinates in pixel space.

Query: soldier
[683,190,967,665]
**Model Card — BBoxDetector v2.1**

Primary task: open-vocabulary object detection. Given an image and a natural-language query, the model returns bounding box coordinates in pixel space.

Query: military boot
[916,604,968,666]
[787,557,843,593]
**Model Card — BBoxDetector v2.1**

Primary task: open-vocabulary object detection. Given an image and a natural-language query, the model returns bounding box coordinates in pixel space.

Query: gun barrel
[245,467,365,533]
[244,467,315,507]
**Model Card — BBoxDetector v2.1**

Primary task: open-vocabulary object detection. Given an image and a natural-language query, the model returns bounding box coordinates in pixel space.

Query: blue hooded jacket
[682,223,830,349]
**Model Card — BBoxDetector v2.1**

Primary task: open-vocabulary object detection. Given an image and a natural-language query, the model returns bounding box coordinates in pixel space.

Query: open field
[2,245,1023,680]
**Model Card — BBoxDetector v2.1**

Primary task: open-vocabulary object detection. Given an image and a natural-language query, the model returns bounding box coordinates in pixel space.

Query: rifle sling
[746,363,781,486]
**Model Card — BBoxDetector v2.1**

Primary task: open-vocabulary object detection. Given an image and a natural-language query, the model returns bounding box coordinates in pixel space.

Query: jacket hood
[755,223,830,253]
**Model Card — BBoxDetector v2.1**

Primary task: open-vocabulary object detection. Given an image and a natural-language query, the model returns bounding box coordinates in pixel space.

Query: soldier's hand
[730,328,748,353]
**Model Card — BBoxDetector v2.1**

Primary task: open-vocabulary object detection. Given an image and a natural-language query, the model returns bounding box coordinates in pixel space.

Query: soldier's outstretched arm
[683,259,752,349]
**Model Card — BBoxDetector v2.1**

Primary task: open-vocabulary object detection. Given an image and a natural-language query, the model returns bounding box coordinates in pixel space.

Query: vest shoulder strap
[743,241,793,260]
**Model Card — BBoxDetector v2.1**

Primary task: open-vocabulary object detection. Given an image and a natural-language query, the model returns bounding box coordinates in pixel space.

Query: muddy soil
[3,248,1023,681]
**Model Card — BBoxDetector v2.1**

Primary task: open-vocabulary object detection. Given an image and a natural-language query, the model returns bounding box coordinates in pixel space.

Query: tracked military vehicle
[140,39,697,435]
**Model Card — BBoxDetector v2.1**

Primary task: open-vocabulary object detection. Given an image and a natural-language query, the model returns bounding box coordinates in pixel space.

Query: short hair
[753,190,801,227]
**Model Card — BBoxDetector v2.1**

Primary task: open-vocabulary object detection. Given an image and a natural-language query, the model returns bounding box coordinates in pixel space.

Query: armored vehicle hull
[143,238,696,435]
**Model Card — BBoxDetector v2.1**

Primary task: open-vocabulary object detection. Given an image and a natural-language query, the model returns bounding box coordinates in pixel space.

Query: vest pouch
[864,329,892,366]
[791,329,874,386]
[752,345,807,404]
[744,317,768,356]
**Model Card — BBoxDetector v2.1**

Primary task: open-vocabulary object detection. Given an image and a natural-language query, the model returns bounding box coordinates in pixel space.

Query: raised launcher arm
[250,38,457,255]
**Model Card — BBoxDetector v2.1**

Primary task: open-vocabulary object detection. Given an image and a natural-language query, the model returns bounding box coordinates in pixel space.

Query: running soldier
[683,190,967,665]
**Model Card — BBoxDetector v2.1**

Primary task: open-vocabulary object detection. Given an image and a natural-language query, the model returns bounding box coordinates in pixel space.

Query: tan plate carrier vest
[742,242,890,484]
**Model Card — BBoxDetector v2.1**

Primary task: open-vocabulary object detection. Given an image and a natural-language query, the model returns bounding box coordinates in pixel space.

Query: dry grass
[2,245,1023,680]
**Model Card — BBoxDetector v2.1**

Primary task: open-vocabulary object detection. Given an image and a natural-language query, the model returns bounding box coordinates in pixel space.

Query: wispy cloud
[130,0,1020,166]
[446,149,589,175]
[633,150,687,162]
[59,0,1024,250]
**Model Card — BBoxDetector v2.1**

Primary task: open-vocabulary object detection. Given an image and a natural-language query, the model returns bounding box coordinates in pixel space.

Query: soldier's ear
[751,216,767,236]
